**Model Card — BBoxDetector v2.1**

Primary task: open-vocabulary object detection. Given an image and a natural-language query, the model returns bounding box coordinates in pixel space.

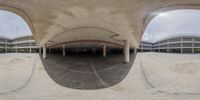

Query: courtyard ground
[0,53,200,100]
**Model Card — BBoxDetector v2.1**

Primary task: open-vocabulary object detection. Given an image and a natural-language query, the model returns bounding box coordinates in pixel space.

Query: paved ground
[139,53,200,95]
[41,53,135,89]
[0,53,200,100]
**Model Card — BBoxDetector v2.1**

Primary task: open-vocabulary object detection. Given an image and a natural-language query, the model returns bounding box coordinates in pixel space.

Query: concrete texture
[41,53,135,89]
[0,53,36,94]
[1,1,200,47]
[0,53,200,99]
[138,53,200,95]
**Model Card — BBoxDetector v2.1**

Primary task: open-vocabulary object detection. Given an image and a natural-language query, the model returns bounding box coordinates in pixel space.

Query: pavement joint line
[0,54,37,95]
[138,53,200,95]
[67,63,122,74]
[91,63,110,88]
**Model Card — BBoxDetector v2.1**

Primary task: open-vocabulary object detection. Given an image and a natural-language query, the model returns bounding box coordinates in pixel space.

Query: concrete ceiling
[0,0,200,48]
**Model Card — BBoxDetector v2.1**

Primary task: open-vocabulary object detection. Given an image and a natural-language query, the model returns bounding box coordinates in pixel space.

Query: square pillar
[124,40,130,63]
[103,45,106,57]
[43,44,46,59]
[63,44,66,56]
[134,48,137,54]
[39,48,41,54]
[192,38,194,54]
[30,48,32,53]
[6,40,7,53]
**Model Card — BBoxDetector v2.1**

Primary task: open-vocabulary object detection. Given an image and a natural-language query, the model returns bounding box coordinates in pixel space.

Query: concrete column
[124,40,130,63]
[141,42,143,52]
[5,40,7,53]
[15,46,17,53]
[43,44,46,59]
[39,48,41,54]
[181,37,183,53]
[103,45,106,57]
[30,48,32,53]
[134,48,137,54]
[192,38,194,54]
[158,43,160,53]
[167,40,169,53]
[63,44,66,56]
[49,48,51,54]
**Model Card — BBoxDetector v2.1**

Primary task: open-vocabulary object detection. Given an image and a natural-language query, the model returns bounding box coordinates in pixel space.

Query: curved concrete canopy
[1,1,200,48]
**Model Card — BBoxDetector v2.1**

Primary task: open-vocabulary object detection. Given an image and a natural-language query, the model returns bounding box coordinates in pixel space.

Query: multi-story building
[1,34,200,54]
[138,34,200,53]
[0,35,38,53]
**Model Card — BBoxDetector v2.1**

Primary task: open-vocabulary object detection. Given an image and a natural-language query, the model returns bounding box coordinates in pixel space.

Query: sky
[143,9,200,42]
[0,10,32,39]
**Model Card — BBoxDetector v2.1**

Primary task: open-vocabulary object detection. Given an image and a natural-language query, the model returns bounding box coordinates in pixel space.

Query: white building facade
[0,35,38,53]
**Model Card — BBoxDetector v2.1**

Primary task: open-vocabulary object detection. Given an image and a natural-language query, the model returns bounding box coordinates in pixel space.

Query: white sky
[0,10,32,39]
[143,9,200,42]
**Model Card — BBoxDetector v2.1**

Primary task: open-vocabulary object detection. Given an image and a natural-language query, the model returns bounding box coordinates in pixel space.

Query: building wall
[0,35,38,53]
[139,35,200,53]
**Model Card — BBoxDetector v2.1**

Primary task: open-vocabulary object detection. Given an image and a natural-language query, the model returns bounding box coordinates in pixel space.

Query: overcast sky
[143,9,200,42]
[0,10,32,39]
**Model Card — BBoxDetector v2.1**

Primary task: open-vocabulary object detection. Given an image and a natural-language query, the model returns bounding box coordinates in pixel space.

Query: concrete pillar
[103,45,106,57]
[63,44,66,56]
[15,47,17,53]
[39,48,41,54]
[141,42,143,52]
[158,43,160,53]
[181,37,183,53]
[133,48,137,54]
[30,48,32,53]
[49,48,51,54]
[192,38,194,54]
[167,40,169,53]
[124,40,130,63]
[43,44,46,59]
[192,48,194,54]
[5,40,7,53]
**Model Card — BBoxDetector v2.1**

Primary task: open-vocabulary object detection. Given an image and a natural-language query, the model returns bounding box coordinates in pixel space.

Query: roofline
[12,34,32,39]
[142,33,200,43]
[0,35,11,40]
[0,34,32,40]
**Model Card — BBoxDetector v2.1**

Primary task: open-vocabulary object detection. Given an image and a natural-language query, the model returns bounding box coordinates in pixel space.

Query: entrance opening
[139,9,200,95]
[0,10,37,94]
[41,40,136,90]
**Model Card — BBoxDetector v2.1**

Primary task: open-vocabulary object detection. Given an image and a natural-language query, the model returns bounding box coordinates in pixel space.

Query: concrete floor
[0,53,200,100]
[41,53,135,89]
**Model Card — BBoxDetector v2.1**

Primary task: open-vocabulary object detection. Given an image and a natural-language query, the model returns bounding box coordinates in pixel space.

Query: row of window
[0,37,34,44]
[140,43,200,49]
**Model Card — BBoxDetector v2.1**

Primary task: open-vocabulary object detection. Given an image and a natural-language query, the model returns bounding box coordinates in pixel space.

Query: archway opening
[0,10,38,94]
[139,9,200,95]
[40,27,136,90]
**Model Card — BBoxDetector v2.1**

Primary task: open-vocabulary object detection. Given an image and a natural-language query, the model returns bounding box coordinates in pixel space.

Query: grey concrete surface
[138,53,200,95]
[0,53,36,94]
[0,53,200,100]
[41,53,135,89]
[1,1,200,47]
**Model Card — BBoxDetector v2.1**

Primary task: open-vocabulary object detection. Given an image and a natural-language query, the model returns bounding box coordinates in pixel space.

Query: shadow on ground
[40,52,135,90]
